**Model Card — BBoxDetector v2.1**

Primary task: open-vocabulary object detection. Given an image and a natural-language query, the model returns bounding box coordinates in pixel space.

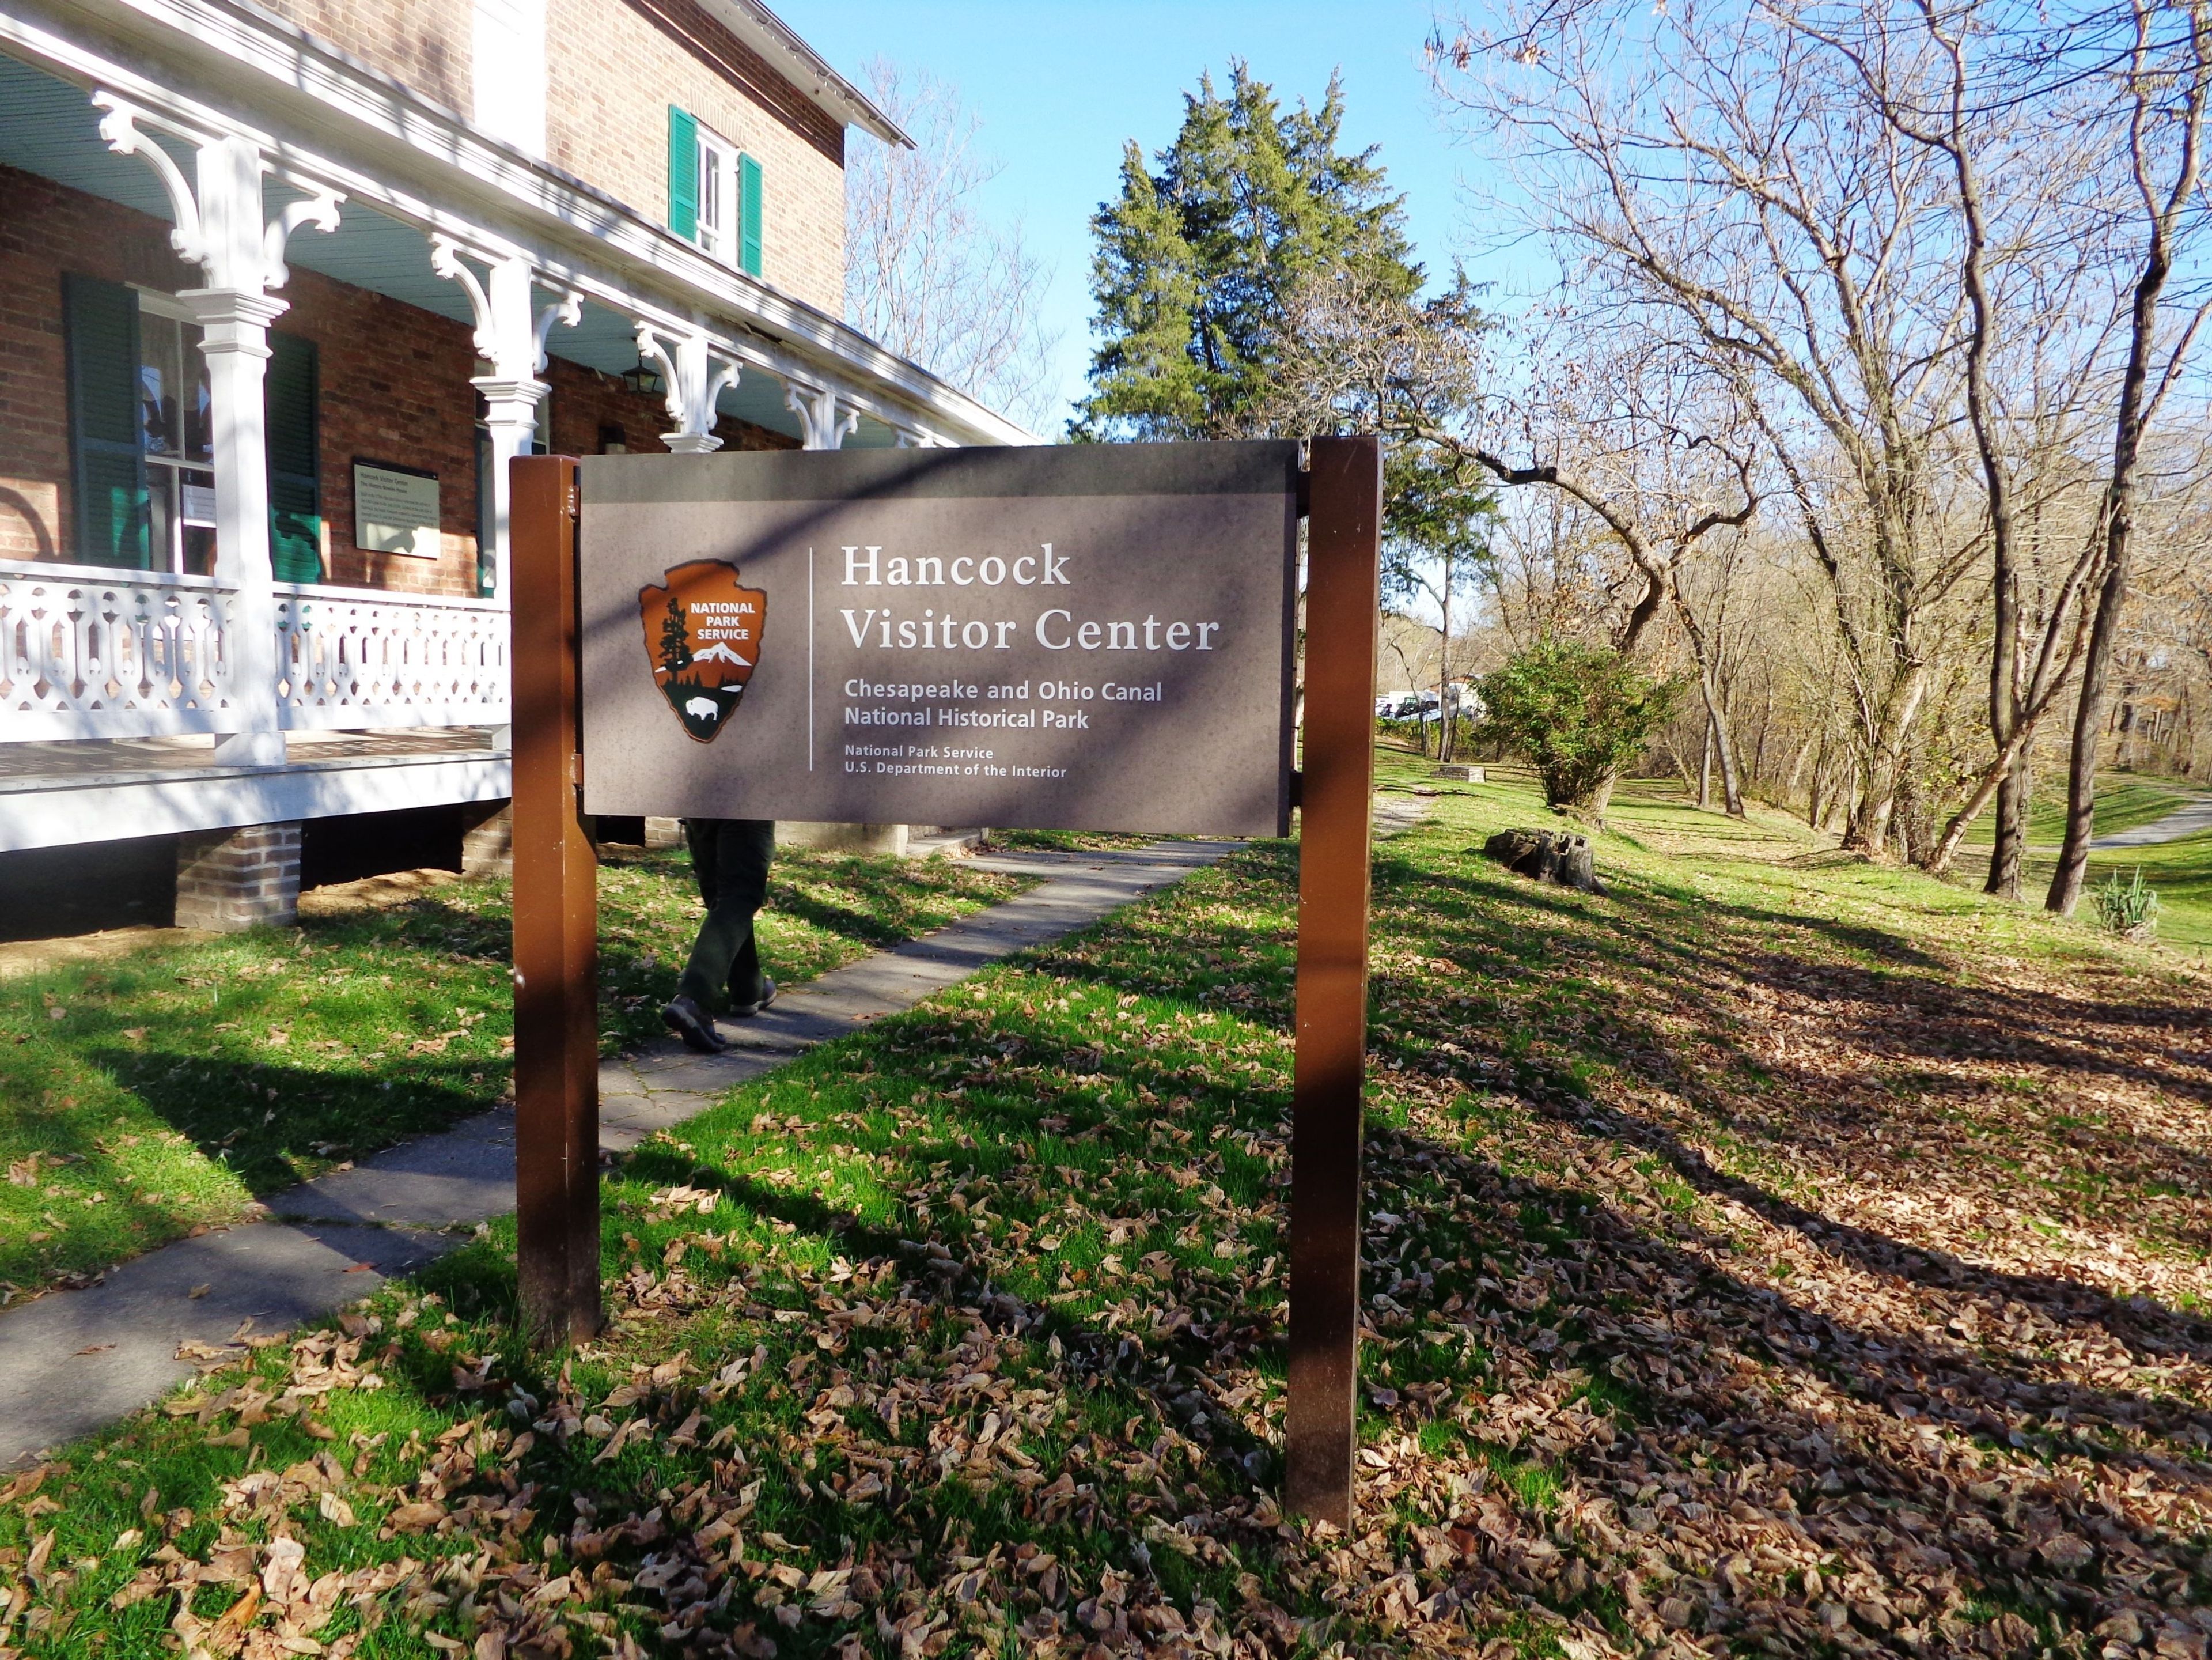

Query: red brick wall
[546,0,848,313]
[0,165,794,588]
[282,266,484,596]
[255,0,470,114]
[0,163,486,590]
[251,0,850,314]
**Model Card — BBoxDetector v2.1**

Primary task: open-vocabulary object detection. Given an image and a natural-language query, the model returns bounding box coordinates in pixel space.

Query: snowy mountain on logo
[684,637,753,689]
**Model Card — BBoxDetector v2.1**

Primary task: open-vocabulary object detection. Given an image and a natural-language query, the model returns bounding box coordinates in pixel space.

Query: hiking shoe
[728,977,778,1019]
[662,995,728,1053]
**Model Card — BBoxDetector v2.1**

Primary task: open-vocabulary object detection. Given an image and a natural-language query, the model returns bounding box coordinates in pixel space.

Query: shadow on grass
[1044,839,2212,1352]
[86,1049,495,1200]
[529,969,2212,1647]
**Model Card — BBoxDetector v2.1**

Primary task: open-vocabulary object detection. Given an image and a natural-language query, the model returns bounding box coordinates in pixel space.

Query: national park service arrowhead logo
[639,559,765,743]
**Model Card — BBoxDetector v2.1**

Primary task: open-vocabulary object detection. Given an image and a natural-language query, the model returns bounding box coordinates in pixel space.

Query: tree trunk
[1986,750,2031,900]
[1925,709,2052,877]
[1843,661,1929,857]
[1559,769,1620,820]
[1436,559,1453,765]
[2048,22,2202,912]
[1698,718,1714,810]
[2047,549,2130,915]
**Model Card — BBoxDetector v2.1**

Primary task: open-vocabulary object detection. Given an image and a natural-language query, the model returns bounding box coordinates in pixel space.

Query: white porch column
[434,241,577,604]
[785,380,859,451]
[95,101,339,768]
[185,283,287,765]
[636,326,739,453]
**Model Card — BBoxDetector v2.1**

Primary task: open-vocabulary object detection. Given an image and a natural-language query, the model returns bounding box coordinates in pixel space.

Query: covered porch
[0,29,1021,871]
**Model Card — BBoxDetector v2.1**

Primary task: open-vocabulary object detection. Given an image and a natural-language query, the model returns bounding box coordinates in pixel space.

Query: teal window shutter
[739,152,763,276]
[62,273,149,569]
[668,105,699,240]
[266,331,321,584]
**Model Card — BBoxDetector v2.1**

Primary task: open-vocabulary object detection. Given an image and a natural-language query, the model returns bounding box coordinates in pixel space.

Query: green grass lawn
[0,847,1027,1303]
[4,754,2205,1658]
[1956,769,2198,846]
[1914,767,2212,952]
[2058,830,2212,952]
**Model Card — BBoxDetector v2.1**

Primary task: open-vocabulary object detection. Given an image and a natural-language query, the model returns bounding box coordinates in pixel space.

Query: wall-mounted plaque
[578,443,1300,837]
[353,462,440,558]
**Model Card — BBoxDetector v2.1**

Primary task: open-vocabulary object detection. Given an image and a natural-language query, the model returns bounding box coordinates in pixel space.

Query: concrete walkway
[0,840,1234,1469]
[2092,794,2212,850]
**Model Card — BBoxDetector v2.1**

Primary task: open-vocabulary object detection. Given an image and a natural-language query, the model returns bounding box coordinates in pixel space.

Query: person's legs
[675,819,774,1011]
[717,819,776,1011]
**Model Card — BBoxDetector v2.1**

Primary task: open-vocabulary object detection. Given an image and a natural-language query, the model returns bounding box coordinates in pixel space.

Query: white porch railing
[0,561,241,740]
[276,584,509,730]
[0,559,510,744]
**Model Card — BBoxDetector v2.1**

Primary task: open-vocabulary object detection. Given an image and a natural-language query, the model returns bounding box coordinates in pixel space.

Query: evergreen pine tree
[660,596,693,676]
[1074,63,1422,440]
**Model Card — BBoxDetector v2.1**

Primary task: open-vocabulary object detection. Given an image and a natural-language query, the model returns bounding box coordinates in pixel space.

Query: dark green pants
[676,818,775,1011]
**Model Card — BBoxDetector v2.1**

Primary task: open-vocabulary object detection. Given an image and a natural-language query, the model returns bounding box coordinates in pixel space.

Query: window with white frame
[694,124,736,265]
[668,105,763,278]
[133,288,217,577]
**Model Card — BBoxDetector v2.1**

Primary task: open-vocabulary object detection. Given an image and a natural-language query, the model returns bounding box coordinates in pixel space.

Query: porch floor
[0,728,504,795]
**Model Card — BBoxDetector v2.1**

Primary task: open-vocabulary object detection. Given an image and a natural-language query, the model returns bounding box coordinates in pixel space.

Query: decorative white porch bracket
[431,237,578,604]
[634,324,741,453]
[893,425,951,449]
[94,92,340,768]
[785,380,859,452]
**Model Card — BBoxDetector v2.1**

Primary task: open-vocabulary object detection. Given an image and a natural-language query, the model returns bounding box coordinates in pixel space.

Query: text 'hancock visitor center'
[0,0,1032,929]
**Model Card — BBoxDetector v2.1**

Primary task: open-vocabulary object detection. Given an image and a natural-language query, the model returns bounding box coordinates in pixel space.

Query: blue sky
[777,1,1505,434]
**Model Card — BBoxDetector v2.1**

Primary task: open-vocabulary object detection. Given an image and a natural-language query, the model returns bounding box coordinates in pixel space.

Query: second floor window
[668,105,763,279]
[696,126,734,265]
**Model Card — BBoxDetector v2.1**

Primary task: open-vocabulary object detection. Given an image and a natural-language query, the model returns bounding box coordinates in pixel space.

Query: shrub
[2092,867,2161,939]
[1479,638,1681,811]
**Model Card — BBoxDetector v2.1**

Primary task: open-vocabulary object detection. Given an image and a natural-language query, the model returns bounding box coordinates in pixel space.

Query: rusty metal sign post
[505,438,1381,1518]
[510,454,602,1347]
[1286,436,1382,1525]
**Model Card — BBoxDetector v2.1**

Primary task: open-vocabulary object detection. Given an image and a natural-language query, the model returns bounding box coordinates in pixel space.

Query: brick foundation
[175,823,302,931]
[643,816,684,849]
[461,802,514,878]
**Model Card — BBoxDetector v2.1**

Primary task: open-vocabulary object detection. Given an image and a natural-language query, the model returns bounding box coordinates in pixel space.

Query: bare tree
[1435,0,1997,852]
[845,60,1061,429]
[2046,0,2212,914]
[1436,0,2212,876]
[1794,0,2203,892]
[1456,325,1762,814]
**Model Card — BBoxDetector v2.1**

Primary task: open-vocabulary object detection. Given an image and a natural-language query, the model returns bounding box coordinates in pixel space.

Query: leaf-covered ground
[0,848,1027,1301]
[3,758,2209,1660]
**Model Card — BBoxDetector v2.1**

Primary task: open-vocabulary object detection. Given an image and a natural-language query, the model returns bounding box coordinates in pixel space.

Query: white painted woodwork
[0,562,240,739]
[471,0,548,156]
[635,324,740,452]
[432,240,577,602]
[275,585,510,729]
[786,380,858,450]
[1,560,512,740]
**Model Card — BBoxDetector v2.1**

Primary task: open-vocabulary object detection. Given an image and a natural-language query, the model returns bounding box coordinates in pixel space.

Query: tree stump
[1481,827,1606,894]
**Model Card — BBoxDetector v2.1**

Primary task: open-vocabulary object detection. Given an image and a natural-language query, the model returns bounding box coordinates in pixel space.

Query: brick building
[0,0,1033,932]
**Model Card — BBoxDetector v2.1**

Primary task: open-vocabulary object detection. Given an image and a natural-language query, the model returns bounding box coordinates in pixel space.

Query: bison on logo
[638,560,766,743]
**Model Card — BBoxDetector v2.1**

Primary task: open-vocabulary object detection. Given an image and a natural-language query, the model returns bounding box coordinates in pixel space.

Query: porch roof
[0,0,1035,447]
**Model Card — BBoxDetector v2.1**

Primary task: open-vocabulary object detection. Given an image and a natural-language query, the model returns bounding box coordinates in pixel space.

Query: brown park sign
[516,438,1380,1525]
[578,443,1300,836]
